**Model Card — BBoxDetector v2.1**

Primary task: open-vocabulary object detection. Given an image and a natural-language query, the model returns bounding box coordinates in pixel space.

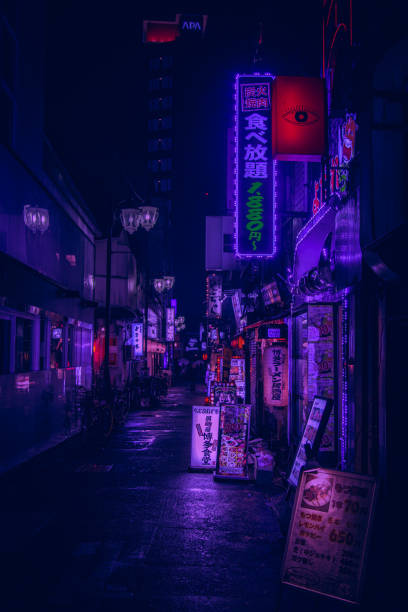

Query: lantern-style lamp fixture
[120,208,141,234]
[24,205,49,234]
[153,278,165,293]
[163,276,175,291]
[137,206,159,231]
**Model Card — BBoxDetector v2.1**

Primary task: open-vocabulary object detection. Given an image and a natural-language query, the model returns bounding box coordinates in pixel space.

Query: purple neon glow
[340,289,351,470]
[233,73,277,259]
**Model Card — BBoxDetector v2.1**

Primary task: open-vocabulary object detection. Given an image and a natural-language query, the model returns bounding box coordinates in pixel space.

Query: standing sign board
[190,406,220,470]
[234,74,277,258]
[282,468,377,604]
[288,396,332,487]
[215,404,251,480]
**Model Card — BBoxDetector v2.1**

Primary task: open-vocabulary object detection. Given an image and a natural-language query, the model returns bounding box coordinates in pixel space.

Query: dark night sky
[44,1,322,329]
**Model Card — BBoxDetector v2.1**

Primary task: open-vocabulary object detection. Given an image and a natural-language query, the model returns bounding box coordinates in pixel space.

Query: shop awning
[95,306,143,321]
[293,202,337,285]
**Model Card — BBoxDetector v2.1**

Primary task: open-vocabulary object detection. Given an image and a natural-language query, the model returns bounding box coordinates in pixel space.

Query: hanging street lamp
[153,278,166,293]
[137,206,159,232]
[119,208,141,234]
[163,276,175,291]
[23,205,50,234]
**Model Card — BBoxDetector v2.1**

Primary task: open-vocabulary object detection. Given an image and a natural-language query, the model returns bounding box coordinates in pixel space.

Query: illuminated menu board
[215,404,251,479]
[282,468,376,604]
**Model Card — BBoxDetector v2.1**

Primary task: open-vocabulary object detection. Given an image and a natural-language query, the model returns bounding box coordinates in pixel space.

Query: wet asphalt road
[0,386,286,611]
[0,386,380,612]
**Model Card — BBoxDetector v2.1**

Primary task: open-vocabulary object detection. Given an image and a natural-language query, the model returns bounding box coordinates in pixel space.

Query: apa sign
[234,74,277,258]
[182,20,201,31]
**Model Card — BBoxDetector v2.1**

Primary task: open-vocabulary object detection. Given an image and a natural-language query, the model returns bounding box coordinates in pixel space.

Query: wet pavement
[0,386,384,611]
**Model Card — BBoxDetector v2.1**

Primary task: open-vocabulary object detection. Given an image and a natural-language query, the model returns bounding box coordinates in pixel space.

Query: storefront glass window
[67,325,74,367]
[39,318,48,370]
[0,317,11,374]
[15,318,33,373]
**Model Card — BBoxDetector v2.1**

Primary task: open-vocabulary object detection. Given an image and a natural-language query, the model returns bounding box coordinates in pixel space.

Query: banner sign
[288,396,332,487]
[234,73,277,258]
[215,404,251,479]
[125,323,143,357]
[206,274,222,318]
[229,358,245,400]
[190,406,220,470]
[210,381,236,406]
[272,76,326,161]
[282,468,377,604]
[263,344,288,408]
[166,307,175,341]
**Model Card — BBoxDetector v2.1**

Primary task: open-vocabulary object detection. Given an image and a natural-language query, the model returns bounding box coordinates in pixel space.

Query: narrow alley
[1,387,286,611]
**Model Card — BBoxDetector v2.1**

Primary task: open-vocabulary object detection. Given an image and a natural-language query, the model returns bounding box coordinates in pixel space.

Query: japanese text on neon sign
[236,75,276,257]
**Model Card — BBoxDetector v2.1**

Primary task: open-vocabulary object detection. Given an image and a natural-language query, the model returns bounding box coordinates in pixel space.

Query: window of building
[148,78,160,92]
[161,76,172,89]
[148,139,158,152]
[149,98,160,112]
[50,322,64,369]
[162,56,173,69]
[161,116,172,129]
[0,317,11,374]
[162,137,172,150]
[15,318,33,373]
[149,57,160,72]
[162,96,172,109]
[148,159,159,172]
[223,234,234,253]
[148,118,159,131]
[161,157,172,171]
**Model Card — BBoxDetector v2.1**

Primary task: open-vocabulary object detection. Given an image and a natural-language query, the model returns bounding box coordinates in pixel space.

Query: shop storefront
[289,116,361,470]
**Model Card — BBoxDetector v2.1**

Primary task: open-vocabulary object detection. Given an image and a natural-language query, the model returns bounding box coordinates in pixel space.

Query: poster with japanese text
[210,381,237,407]
[229,358,246,400]
[307,304,335,452]
[207,274,222,318]
[190,406,220,470]
[263,344,288,408]
[288,397,332,487]
[235,74,276,257]
[215,404,251,479]
[282,468,376,604]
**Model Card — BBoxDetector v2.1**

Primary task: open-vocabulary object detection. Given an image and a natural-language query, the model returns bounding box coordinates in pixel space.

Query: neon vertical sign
[234,73,277,258]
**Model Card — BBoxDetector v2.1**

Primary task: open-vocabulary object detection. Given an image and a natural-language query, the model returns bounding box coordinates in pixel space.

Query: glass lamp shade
[153,278,165,293]
[138,206,159,231]
[120,208,141,234]
[23,205,49,234]
[163,276,175,291]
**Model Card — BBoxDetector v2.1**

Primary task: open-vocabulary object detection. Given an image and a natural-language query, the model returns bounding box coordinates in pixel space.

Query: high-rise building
[142,14,208,316]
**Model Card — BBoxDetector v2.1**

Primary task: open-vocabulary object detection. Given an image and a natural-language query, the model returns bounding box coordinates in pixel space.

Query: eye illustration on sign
[282,106,320,126]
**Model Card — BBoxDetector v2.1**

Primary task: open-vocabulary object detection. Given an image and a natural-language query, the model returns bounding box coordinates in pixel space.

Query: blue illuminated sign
[234,74,277,258]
